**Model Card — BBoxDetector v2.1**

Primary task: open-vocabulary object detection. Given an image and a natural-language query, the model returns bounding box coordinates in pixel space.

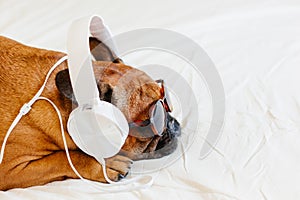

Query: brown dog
[0,36,180,190]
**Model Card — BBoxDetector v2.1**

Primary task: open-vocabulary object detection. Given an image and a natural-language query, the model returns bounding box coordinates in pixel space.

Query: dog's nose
[166,113,181,137]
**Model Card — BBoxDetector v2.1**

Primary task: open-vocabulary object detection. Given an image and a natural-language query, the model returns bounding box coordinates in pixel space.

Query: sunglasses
[128,79,173,136]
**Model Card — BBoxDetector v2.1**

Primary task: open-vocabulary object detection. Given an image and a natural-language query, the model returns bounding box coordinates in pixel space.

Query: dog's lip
[143,136,161,153]
[154,132,171,151]
[140,114,181,152]
[141,131,172,153]
[128,124,155,139]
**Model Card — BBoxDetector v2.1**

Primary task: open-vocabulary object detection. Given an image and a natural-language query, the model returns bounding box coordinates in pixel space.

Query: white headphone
[66,15,153,191]
[0,15,153,192]
[66,15,129,163]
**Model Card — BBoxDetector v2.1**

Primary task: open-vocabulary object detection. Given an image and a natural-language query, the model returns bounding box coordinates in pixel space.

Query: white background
[1,0,300,199]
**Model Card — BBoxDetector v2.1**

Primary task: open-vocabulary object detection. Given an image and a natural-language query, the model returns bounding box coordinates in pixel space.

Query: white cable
[0,56,153,192]
[0,56,68,164]
[28,56,68,106]
[37,96,152,192]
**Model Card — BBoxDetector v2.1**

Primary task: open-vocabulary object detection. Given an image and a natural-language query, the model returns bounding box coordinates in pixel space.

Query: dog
[0,36,181,190]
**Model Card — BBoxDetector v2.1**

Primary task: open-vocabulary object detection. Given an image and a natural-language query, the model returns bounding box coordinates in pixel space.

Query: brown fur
[0,36,166,190]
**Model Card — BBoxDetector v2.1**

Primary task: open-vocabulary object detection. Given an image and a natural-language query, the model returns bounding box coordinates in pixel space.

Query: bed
[1,0,300,199]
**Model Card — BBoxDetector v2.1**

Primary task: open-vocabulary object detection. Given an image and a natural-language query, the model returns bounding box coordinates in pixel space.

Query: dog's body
[0,36,180,190]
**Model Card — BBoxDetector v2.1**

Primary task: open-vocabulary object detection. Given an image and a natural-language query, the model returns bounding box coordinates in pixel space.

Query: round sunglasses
[128,79,173,136]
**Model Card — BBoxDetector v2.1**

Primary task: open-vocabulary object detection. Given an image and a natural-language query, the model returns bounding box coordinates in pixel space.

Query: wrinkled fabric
[1,0,300,199]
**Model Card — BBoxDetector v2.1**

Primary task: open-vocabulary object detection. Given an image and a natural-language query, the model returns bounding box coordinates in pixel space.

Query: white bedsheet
[1,0,300,199]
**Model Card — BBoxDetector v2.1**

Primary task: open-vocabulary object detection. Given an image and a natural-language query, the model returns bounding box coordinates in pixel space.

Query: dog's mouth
[94,66,181,160]
[136,113,181,160]
[155,113,181,150]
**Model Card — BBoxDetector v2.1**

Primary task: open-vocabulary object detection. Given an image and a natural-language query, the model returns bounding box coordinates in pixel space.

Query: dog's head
[55,38,181,160]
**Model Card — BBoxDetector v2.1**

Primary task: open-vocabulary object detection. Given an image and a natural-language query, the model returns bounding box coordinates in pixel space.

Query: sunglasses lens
[150,101,166,136]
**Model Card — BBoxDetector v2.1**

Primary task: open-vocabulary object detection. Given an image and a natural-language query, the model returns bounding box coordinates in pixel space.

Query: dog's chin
[154,131,178,152]
[125,113,181,160]
[142,130,179,160]
[133,128,180,161]
[147,113,181,158]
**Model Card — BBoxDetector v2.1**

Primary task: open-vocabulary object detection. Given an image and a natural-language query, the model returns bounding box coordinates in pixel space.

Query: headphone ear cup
[67,101,129,160]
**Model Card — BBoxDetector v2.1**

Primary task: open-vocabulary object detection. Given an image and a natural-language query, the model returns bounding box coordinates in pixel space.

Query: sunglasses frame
[128,79,172,136]
[155,79,173,112]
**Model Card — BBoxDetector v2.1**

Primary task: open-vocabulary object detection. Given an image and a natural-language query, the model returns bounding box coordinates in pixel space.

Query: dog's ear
[55,69,77,103]
[55,69,114,103]
[98,82,113,102]
[89,37,123,63]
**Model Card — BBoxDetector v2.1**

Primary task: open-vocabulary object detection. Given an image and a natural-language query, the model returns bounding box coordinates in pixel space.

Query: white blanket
[1,0,300,199]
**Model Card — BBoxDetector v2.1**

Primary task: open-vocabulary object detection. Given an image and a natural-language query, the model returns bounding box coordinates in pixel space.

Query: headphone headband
[67,15,116,106]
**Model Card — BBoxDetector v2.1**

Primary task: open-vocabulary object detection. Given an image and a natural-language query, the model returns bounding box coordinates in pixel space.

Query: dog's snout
[166,113,181,137]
